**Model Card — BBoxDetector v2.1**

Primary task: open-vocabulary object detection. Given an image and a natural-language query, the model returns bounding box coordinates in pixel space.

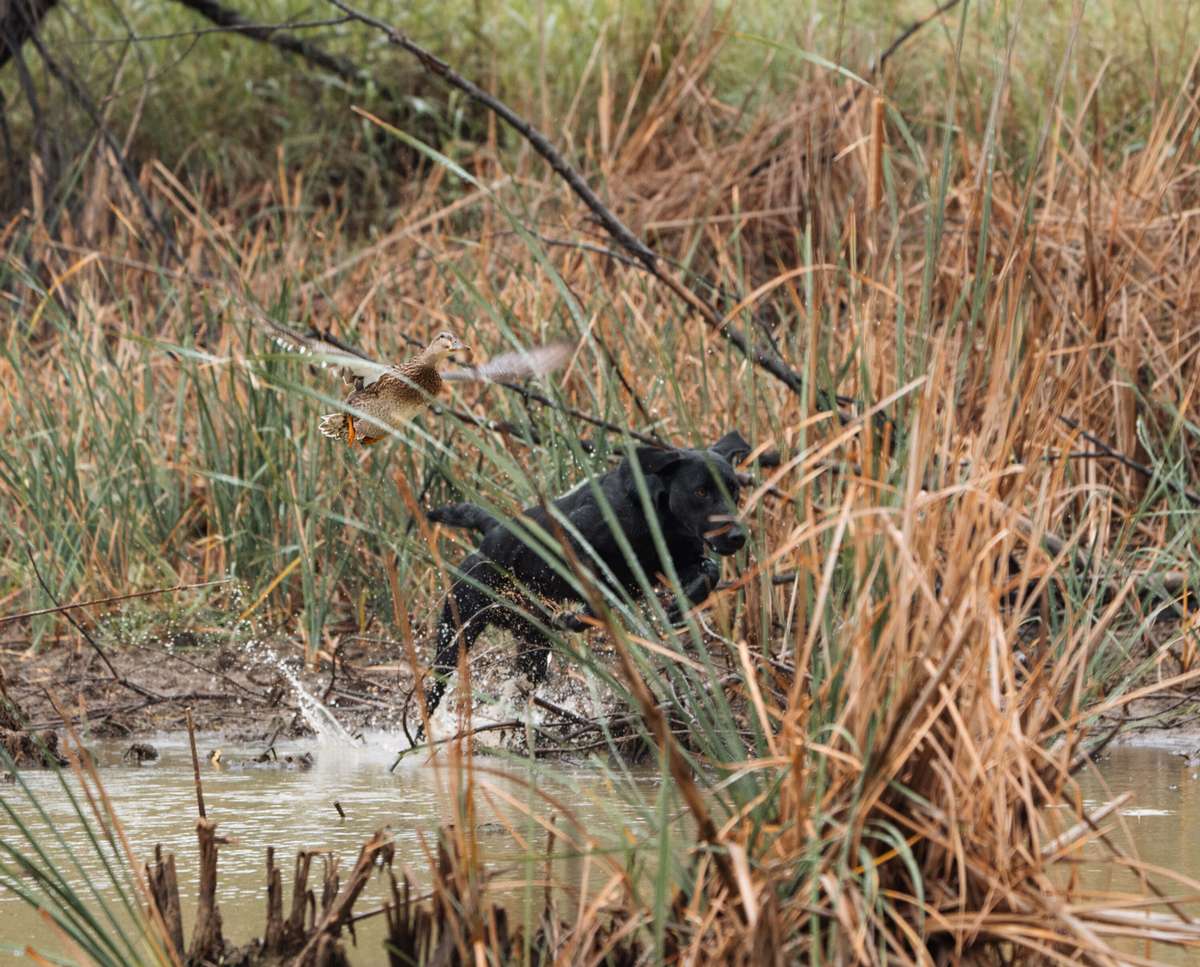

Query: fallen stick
[1040,792,1132,859]
[23,543,162,701]
[389,718,535,771]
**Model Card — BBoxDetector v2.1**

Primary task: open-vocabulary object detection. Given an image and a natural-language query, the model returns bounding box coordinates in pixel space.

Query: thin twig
[870,0,963,78]
[389,719,530,770]
[83,14,353,45]
[169,0,367,87]
[22,543,162,700]
[1058,414,1200,507]
[0,578,228,625]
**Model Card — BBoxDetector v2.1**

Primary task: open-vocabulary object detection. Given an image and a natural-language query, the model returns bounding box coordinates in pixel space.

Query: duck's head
[426,330,470,361]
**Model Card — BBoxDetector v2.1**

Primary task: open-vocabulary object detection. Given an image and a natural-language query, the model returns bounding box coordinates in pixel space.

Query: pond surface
[1074,743,1200,886]
[0,734,660,965]
[3,740,1200,964]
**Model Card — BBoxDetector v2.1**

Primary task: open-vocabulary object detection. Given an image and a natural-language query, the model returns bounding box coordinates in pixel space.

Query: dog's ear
[634,446,685,477]
[709,430,751,466]
[630,447,684,502]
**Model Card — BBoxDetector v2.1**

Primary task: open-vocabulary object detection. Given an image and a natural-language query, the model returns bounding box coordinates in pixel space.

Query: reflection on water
[1072,745,1200,888]
[0,734,660,965]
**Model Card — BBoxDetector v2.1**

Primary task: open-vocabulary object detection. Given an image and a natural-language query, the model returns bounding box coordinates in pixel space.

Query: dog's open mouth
[704,518,746,554]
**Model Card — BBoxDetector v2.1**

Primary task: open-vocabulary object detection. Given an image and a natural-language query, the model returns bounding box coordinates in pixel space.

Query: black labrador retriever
[414,431,751,736]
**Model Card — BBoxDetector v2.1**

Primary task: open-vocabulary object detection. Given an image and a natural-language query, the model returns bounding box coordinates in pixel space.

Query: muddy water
[0,735,660,965]
[4,741,1200,965]
[1073,744,1200,886]
[1067,744,1200,965]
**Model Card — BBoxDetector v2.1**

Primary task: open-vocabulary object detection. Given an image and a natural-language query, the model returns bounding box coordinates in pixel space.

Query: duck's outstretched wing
[443,340,574,384]
[253,309,392,388]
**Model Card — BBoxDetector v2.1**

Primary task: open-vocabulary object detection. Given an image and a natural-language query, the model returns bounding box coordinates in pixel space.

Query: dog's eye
[695,487,708,498]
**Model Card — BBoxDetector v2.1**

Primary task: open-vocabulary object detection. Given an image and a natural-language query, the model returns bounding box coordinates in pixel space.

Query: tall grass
[2,0,1200,961]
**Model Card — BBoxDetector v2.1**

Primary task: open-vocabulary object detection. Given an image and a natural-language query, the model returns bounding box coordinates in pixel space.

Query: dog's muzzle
[704,517,747,554]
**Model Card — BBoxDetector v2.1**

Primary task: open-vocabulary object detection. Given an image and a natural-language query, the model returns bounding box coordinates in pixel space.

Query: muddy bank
[1109,696,1200,751]
[0,622,632,759]
[6,621,1197,758]
[0,631,410,742]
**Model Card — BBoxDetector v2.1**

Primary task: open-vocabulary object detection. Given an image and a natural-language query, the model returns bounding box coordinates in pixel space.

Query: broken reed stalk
[287,850,316,943]
[145,845,185,958]
[263,846,286,954]
[867,95,885,213]
[293,829,395,963]
[188,819,224,962]
[185,707,206,819]
[140,824,402,963]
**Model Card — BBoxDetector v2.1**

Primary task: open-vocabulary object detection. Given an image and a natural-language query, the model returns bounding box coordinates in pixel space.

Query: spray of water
[243,639,362,746]
[279,664,362,745]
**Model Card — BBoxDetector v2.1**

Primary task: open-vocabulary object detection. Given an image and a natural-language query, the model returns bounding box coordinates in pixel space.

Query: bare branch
[169,0,366,90]
[327,0,844,414]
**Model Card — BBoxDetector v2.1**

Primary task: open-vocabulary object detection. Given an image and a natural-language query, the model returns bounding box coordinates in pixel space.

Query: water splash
[244,639,362,746]
[276,662,361,746]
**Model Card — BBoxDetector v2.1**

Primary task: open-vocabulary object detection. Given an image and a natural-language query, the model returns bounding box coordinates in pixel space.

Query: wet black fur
[415,431,751,737]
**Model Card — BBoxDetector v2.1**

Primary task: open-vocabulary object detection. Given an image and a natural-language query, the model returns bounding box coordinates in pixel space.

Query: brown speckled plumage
[318,348,449,444]
[255,313,573,448]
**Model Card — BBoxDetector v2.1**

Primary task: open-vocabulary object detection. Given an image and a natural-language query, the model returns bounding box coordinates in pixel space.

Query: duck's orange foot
[360,435,382,447]
[345,418,357,447]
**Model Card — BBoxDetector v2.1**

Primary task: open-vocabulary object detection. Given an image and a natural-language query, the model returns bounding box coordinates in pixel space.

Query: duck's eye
[695,487,708,498]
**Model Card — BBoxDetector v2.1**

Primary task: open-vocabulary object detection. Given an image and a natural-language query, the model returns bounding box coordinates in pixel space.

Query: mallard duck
[257,315,572,446]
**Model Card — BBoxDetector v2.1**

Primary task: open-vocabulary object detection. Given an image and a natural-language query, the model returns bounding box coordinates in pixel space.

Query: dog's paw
[694,557,721,590]
[552,611,589,632]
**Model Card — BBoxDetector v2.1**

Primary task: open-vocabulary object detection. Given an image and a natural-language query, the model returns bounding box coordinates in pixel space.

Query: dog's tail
[426,502,499,536]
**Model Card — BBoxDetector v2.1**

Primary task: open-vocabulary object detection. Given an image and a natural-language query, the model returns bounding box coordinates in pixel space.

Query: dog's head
[633,439,748,555]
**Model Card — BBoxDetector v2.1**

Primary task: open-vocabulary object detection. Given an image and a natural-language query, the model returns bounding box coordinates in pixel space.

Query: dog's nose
[705,518,747,553]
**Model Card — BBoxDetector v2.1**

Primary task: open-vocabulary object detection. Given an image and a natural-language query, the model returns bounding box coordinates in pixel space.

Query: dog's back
[428,459,683,599]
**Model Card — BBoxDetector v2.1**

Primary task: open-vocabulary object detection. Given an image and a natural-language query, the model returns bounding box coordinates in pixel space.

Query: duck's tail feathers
[319,413,349,440]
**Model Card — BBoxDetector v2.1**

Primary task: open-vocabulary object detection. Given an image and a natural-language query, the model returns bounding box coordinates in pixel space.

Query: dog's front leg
[663,557,721,625]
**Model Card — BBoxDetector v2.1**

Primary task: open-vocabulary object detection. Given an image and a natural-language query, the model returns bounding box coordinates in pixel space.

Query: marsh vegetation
[2,0,1200,962]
